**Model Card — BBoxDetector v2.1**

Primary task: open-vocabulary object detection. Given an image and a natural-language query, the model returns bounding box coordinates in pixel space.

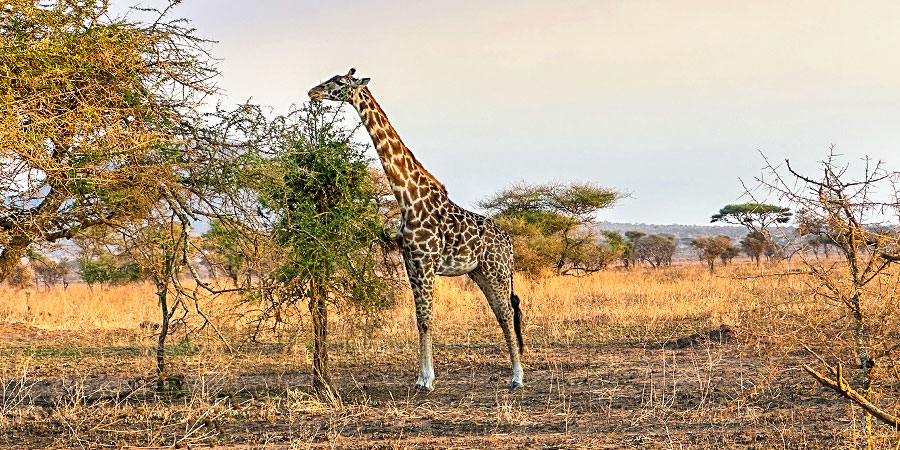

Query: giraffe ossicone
[308,69,525,391]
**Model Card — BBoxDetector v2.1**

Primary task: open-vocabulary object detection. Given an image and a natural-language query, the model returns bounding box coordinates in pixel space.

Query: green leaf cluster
[77,253,144,286]
[481,182,622,275]
[711,203,792,226]
[256,104,395,311]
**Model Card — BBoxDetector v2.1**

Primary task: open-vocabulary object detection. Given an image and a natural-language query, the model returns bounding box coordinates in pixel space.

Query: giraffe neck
[350,87,446,212]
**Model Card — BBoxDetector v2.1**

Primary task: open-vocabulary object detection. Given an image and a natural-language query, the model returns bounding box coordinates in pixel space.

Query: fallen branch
[804,363,900,429]
[724,269,811,280]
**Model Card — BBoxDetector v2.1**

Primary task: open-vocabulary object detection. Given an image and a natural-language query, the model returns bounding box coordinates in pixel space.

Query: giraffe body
[309,69,524,390]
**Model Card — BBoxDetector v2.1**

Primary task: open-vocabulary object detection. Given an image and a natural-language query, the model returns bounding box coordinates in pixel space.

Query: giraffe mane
[405,150,447,194]
[357,87,447,194]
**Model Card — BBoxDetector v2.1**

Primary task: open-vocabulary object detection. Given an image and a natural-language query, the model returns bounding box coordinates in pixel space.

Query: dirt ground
[0,320,868,450]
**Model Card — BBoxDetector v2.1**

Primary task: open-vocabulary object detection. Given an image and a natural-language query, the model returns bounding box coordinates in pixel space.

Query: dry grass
[0,264,792,336]
[360,262,796,352]
[0,282,160,331]
[0,263,779,341]
[1,261,897,448]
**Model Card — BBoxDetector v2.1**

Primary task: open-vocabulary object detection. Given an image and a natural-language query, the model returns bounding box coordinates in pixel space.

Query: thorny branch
[745,146,900,440]
[804,364,900,429]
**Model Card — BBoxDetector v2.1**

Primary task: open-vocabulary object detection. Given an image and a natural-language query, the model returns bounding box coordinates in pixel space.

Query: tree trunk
[848,290,875,449]
[308,280,340,405]
[0,188,68,283]
[156,278,170,391]
[0,234,32,283]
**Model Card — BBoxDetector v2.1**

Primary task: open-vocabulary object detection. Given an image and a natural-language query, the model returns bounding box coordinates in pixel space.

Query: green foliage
[164,337,196,356]
[625,231,646,242]
[257,102,396,313]
[480,181,622,275]
[481,182,619,219]
[621,231,645,267]
[251,103,397,402]
[602,231,633,268]
[740,231,769,265]
[691,235,737,272]
[711,203,792,227]
[78,253,144,286]
[601,231,627,252]
[633,234,676,268]
[21,346,82,359]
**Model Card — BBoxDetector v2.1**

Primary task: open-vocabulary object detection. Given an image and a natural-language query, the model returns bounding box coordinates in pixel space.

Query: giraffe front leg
[405,258,436,392]
[415,302,435,391]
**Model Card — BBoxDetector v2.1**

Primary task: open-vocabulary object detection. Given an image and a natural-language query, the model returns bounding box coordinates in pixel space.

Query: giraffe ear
[359,78,370,86]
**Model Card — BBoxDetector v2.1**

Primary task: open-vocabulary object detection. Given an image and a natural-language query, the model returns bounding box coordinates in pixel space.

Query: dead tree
[752,147,900,446]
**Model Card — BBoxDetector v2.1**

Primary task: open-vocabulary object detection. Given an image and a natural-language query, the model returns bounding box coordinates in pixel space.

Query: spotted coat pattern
[308,70,524,390]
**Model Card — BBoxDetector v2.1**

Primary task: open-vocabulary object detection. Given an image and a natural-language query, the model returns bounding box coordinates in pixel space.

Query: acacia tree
[25,249,70,289]
[751,149,900,445]
[712,203,790,266]
[480,182,621,275]
[0,2,274,392]
[253,103,398,404]
[722,246,740,265]
[711,203,792,231]
[0,0,215,282]
[633,234,675,268]
[114,210,192,390]
[604,231,634,268]
[624,231,646,267]
[740,231,768,265]
[691,235,737,273]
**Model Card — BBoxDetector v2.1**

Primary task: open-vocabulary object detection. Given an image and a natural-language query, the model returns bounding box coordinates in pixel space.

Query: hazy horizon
[124,1,899,225]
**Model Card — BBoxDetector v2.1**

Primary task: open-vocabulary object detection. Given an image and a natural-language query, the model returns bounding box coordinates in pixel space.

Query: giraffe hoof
[508,381,524,390]
[414,383,434,392]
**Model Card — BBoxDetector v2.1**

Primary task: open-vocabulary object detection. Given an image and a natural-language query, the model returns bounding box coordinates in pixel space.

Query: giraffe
[308,69,524,390]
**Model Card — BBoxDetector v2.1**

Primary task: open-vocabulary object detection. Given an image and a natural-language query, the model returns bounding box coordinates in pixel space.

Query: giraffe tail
[510,291,525,355]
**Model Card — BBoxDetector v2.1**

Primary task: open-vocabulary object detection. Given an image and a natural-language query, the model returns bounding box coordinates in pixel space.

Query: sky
[127,0,900,225]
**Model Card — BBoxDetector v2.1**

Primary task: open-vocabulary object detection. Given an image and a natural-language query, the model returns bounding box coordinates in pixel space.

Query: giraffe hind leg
[468,267,524,389]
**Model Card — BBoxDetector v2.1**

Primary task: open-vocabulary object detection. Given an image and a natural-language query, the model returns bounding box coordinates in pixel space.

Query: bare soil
[0,321,860,449]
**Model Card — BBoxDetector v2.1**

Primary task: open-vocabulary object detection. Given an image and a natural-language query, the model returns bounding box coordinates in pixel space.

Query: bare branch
[804,364,900,429]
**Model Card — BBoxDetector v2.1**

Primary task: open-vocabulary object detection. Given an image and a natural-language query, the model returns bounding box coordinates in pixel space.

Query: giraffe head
[308,68,370,102]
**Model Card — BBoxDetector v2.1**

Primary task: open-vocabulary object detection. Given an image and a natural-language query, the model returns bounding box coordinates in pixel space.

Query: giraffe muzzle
[308,88,325,101]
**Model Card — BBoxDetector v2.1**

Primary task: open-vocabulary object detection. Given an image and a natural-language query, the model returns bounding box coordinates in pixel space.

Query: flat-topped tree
[633,234,675,268]
[711,203,792,235]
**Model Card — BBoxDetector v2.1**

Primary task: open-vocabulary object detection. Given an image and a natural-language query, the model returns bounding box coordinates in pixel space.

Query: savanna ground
[0,262,895,449]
